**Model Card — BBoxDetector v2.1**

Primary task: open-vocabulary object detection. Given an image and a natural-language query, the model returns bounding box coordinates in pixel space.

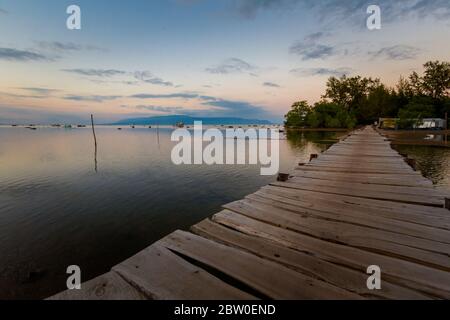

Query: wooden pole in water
[310,154,318,162]
[445,112,448,144]
[91,114,98,172]
[91,114,97,149]
[445,197,450,210]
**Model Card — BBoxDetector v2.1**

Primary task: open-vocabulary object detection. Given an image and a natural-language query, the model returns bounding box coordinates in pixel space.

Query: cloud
[290,67,352,77]
[130,93,199,99]
[263,82,281,88]
[0,8,7,14]
[289,32,335,60]
[0,47,53,62]
[62,68,127,77]
[304,32,327,42]
[369,45,421,60]
[234,0,300,18]
[128,91,272,119]
[36,41,106,53]
[63,95,122,102]
[135,105,184,113]
[206,58,258,75]
[200,97,270,118]
[233,0,450,25]
[133,71,174,87]
[62,69,175,87]
[19,87,59,95]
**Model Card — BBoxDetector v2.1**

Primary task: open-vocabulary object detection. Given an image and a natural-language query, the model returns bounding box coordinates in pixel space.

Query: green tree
[307,101,356,129]
[284,100,311,127]
[323,75,380,113]
[397,97,436,129]
[421,61,450,99]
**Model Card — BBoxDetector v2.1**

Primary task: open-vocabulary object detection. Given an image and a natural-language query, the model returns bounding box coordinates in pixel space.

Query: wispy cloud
[128,91,271,118]
[64,95,122,102]
[133,71,174,87]
[19,87,59,95]
[0,47,54,62]
[290,67,352,77]
[369,45,422,61]
[234,0,450,22]
[0,8,8,14]
[206,58,258,75]
[62,68,127,77]
[136,105,184,112]
[62,68,175,87]
[130,93,199,99]
[263,82,281,88]
[36,41,106,53]
[290,32,335,60]
[234,0,300,18]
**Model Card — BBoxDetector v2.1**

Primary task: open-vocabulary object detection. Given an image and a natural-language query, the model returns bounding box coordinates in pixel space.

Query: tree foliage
[285,61,450,129]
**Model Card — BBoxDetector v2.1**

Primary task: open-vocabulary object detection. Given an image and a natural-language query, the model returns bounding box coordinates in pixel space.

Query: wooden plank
[262,185,450,219]
[191,219,430,299]
[213,210,450,299]
[247,192,450,243]
[258,186,450,230]
[292,170,433,187]
[286,176,446,198]
[158,230,361,299]
[294,165,420,175]
[310,160,412,169]
[47,271,147,300]
[271,180,444,207]
[223,200,450,269]
[112,244,255,300]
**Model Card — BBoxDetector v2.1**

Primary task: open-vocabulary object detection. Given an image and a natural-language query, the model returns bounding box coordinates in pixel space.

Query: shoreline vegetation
[284,61,450,131]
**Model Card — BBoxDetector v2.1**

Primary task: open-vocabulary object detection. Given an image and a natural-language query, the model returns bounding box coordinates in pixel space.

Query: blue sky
[0,0,449,123]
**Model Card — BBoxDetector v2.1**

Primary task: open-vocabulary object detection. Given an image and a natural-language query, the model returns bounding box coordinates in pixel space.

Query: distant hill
[111,115,272,125]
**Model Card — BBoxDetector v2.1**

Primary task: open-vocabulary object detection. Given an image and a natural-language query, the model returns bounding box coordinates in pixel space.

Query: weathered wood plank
[261,185,450,219]
[292,170,433,187]
[158,230,361,299]
[258,186,450,230]
[223,200,450,269]
[112,244,255,300]
[247,192,450,243]
[286,176,447,198]
[271,180,444,207]
[213,210,450,299]
[47,271,147,300]
[191,219,430,299]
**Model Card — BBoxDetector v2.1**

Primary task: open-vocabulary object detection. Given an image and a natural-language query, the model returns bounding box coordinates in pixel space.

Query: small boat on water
[77,125,87,128]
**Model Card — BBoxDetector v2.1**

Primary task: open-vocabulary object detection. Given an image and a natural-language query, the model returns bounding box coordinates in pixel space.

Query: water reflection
[0,127,341,299]
[393,144,450,187]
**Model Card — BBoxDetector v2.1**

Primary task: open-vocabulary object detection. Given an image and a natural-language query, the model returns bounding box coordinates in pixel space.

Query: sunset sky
[0,0,449,124]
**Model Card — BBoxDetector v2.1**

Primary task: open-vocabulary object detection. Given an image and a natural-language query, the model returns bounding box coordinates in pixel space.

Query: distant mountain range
[111,115,272,125]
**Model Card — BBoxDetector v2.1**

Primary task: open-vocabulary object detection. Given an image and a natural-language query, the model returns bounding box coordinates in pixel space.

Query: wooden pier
[50,126,450,300]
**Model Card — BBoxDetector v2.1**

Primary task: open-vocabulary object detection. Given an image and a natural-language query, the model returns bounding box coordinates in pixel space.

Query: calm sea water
[0,126,343,299]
